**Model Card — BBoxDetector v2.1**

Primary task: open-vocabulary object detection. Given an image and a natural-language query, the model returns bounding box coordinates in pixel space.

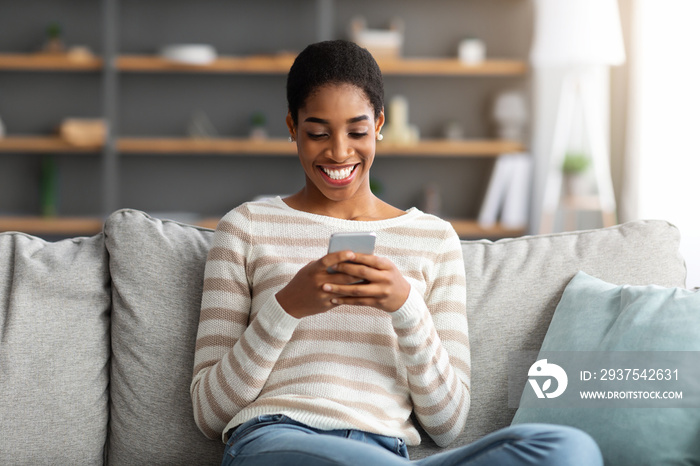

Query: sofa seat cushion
[0,232,110,465]
[104,209,224,465]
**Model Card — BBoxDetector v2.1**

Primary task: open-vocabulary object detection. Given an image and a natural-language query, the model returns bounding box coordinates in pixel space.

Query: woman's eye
[307,133,327,140]
[349,132,368,139]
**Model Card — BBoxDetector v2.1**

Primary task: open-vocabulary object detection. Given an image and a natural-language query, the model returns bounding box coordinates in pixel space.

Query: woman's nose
[329,134,353,161]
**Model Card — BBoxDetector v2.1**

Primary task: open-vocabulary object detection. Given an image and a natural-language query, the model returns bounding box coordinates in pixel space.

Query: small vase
[43,37,65,54]
[564,173,588,197]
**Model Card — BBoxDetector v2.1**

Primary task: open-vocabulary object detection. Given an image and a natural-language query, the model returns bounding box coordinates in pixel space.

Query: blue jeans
[222,414,602,466]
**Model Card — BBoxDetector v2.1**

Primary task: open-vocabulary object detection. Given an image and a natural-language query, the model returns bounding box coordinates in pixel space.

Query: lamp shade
[530,0,626,67]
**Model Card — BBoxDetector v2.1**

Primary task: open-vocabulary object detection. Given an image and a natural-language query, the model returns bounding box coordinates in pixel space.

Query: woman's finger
[323,282,380,297]
[334,263,387,286]
[342,252,392,270]
[321,250,357,273]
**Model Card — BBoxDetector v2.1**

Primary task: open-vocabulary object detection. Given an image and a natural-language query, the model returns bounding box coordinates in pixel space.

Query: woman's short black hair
[286,40,384,125]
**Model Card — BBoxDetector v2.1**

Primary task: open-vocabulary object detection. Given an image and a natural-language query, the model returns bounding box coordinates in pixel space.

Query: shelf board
[117,54,297,74]
[0,215,524,239]
[0,136,524,157]
[0,136,102,153]
[448,219,526,239]
[117,54,526,76]
[197,216,524,239]
[0,53,102,71]
[376,58,527,76]
[561,195,610,211]
[0,136,524,156]
[378,139,524,156]
[118,137,524,156]
[0,216,103,235]
[197,218,221,230]
[0,53,526,77]
[118,137,297,155]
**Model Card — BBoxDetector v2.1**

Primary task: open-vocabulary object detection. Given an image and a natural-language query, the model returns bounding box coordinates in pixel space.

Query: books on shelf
[478,153,532,230]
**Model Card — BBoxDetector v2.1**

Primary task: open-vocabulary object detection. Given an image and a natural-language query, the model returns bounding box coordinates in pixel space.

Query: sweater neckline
[268,196,422,229]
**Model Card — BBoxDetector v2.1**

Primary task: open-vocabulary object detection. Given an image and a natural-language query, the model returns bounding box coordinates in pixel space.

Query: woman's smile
[318,163,359,184]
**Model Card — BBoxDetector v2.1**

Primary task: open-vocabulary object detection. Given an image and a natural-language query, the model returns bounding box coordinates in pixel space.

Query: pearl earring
[288,136,294,142]
[376,133,384,141]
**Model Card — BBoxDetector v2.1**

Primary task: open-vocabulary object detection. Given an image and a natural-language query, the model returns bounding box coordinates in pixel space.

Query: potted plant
[562,151,591,197]
[249,112,267,140]
[43,22,65,54]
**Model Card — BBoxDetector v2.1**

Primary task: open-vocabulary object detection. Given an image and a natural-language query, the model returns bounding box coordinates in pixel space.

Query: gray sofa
[0,209,687,465]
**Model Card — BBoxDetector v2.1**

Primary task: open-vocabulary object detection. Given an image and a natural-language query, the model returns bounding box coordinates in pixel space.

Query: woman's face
[287,83,384,204]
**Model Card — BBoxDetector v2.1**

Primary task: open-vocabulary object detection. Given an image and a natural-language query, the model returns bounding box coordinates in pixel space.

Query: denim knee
[513,423,602,466]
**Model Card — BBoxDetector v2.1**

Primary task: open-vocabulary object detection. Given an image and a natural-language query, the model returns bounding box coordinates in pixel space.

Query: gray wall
[0,0,532,220]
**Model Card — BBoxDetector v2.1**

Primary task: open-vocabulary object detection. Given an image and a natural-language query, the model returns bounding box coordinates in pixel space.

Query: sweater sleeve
[390,226,470,447]
[190,206,300,441]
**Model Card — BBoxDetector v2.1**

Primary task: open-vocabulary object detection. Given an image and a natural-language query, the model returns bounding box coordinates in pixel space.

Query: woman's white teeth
[322,165,355,180]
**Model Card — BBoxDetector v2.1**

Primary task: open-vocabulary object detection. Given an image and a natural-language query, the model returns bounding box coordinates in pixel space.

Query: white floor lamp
[531,0,626,233]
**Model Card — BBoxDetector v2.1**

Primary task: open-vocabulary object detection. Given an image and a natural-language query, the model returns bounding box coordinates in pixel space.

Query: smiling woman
[284,82,391,218]
[190,39,602,466]
[283,40,395,221]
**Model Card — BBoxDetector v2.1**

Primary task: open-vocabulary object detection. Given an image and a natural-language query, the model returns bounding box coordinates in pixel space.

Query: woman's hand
[275,251,411,318]
[323,253,411,313]
[275,250,361,319]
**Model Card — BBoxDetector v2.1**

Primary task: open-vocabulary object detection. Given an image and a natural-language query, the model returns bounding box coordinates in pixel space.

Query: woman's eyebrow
[347,115,370,124]
[303,115,370,124]
[304,117,328,124]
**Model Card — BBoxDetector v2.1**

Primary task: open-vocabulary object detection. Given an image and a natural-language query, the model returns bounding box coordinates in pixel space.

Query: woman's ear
[285,112,296,141]
[375,108,385,136]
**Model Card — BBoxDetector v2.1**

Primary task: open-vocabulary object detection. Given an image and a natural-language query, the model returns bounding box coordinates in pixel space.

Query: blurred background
[0,0,698,286]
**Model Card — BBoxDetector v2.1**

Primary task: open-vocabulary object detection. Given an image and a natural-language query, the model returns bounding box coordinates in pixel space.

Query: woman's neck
[283,187,404,221]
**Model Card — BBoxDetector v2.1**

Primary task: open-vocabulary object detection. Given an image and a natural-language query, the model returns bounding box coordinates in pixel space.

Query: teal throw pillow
[511,271,700,466]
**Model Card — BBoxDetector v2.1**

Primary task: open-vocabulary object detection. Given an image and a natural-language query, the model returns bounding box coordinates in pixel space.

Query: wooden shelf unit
[0,3,530,239]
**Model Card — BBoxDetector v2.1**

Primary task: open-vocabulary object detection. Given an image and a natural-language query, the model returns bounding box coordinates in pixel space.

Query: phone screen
[327,232,376,255]
[327,232,376,274]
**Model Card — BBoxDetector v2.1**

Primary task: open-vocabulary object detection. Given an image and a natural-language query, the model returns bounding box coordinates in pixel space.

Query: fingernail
[323,284,332,292]
[331,298,339,304]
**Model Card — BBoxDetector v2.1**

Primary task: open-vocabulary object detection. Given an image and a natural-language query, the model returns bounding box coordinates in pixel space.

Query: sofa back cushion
[0,232,110,465]
[410,219,686,459]
[104,210,224,465]
[104,210,686,464]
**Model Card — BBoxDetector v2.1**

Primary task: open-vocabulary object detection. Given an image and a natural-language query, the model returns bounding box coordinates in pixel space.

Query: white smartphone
[327,232,376,273]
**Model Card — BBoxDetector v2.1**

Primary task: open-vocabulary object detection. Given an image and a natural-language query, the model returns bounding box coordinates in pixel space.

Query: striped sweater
[191,196,470,447]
